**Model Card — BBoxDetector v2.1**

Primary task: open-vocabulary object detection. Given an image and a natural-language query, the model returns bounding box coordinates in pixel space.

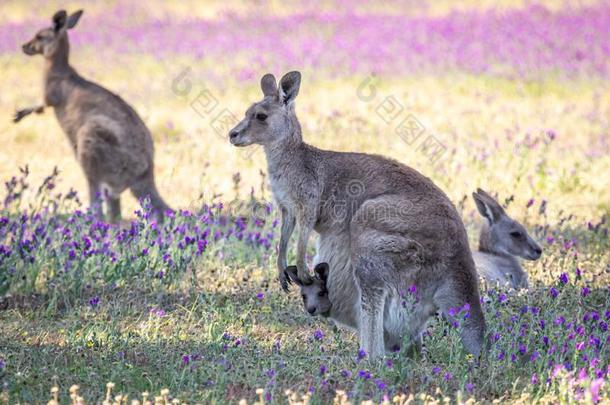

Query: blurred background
[1,0,608,222]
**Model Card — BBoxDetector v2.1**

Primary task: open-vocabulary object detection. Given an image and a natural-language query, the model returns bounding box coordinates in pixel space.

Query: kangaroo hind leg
[130,171,171,223]
[355,254,391,360]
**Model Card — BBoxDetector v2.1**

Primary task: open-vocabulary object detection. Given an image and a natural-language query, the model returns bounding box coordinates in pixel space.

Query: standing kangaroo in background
[15,10,170,223]
[229,71,486,359]
[472,189,542,290]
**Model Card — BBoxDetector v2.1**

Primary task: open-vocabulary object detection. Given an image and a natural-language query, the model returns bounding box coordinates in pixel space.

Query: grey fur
[16,10,170,223]
[472,189,542,290]
[229,71,486,359]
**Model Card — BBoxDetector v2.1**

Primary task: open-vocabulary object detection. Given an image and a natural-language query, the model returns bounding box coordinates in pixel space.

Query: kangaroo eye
[255,112,267,121]
[317,291,326,297]
[510,231,522,239]
[301,294,306,300]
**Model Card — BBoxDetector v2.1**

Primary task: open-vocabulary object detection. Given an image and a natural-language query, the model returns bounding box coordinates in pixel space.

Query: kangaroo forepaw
[14,106,44,123]
[13,109,30,123]
[297,270,313,285]
[279,270,292,292]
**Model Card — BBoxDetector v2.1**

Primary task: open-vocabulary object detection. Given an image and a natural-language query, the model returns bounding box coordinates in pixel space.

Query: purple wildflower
[150,307,165,317]
[88,296,99,308]
[375,379,386,390]
[590,379,604,403]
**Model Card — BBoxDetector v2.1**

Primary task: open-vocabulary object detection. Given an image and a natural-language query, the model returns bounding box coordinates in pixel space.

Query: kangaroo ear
[66,10,84,29]
[261,73,277,98]
[473,189,505,224]
[278,71,301,106]
[284,266,303,286]
[314,262,329,282]
[52,10,68,32]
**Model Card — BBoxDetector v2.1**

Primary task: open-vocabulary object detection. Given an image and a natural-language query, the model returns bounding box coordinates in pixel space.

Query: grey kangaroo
[16,10,170,223]
[471,189,542,290]
[229,71,486,359]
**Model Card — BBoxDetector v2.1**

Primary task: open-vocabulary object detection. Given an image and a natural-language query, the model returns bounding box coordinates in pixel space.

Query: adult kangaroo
[16,10,170,223]
[229,72,485,358]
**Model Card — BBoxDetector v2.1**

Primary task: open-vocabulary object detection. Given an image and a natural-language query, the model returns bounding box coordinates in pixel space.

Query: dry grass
[2,54,608,220]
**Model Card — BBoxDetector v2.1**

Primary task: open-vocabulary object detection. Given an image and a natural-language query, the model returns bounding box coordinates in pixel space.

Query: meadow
[0,0,609,403]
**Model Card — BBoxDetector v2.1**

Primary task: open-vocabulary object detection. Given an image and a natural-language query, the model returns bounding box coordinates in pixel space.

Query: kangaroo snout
[527,244,542,260]
[229,129,241,143]
[22,42,35,55]
[228,118,251,146]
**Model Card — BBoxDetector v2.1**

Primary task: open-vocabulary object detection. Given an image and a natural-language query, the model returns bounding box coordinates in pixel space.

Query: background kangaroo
[16,10,170,223]
[229,71,486,358]
[472,189,542,290]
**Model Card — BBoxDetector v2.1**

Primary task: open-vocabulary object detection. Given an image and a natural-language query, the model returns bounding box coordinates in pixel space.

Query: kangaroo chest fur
[44,76,76,147]
[268,171,293,212]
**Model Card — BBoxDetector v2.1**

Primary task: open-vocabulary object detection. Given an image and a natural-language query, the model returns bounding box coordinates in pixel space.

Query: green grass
[0,204,608,403]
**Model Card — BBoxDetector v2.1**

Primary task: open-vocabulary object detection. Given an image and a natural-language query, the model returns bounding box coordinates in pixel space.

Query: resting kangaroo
[472,189,542,290]
[229,71,485,358]
[16,10,170,223]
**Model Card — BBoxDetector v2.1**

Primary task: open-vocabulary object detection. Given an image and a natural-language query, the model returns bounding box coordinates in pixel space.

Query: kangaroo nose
[307,307,316,315]
[229,130,239,140]
[530,246,542,260]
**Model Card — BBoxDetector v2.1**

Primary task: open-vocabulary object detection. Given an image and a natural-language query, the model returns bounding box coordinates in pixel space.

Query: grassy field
[1,1,609,403]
